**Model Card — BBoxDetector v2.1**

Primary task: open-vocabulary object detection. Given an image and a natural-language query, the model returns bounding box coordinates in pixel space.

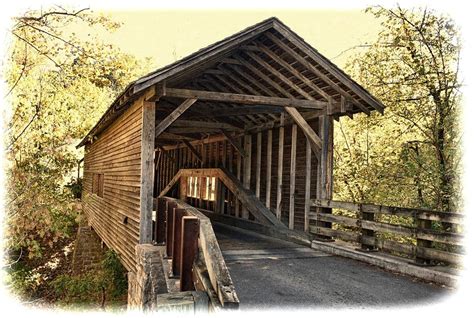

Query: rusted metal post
[172,208,186,276]
[155,198,167,245]
[166,201,177,258]
[180,216,200,291]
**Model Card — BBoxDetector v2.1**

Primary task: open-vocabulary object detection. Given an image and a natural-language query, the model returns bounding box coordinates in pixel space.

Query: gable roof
[78,17,384,147]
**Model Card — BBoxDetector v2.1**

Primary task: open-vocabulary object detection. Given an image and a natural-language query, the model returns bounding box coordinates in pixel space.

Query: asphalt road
[213,222,452,310]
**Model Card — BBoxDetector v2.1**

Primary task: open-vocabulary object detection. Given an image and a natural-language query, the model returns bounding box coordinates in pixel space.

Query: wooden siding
[83,98,144,271]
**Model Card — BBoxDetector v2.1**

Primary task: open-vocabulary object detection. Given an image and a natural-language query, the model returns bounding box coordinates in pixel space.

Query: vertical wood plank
[242,134,252,219]
[304,138,312,232]
[166,202,176,257]
[180,216,200,291]
[139,100,155,244]
[265,129,272,208]
[315,115,334,241]
[229,144,234,173]
[235,137,242,217]
[276,114,285,221]
[255,132,262,198]
[219,141,226,213]
[172,208,185,276]
[289,124,297,230]
[156,198,167,244]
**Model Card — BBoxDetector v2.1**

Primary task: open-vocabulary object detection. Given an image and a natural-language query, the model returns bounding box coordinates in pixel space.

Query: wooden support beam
[250,42,333,102]
[155,98,197,138]
[183,139,203,163]
[276,114,284,220]
[172,208,186,276]
[235,142,242,218]
[227,63,277,97]
[156,198,167,244]
[284,106,321,155]
[220,57,242,65]
[186,104,283,119]
[265,129,272,208]
[158,132,196,141]
[315,115,334,241]
[244,50,317,101]
[139,100,155,244]
[162,87,326,109]
[167,127,220,134]
[271,25,385,114]
[319,115,334,198]
[166,202,177,257]
[264,32,373,115]
[255,132,262,198]
[173,119,243,132]
[242,134,252,219]
[304,138,311,233]
[289,124,297,230]
[211,73,275,123]
[221,129,245,157]
[180,216,200,291]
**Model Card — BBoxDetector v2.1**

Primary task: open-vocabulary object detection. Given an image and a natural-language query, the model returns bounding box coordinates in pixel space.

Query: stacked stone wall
[71,226,104,274]
[128,244,167,310]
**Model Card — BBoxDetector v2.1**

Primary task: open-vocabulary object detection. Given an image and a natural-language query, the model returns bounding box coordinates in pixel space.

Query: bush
[102,249,127,298]
[49,249,127,307]
[66,178,83,199]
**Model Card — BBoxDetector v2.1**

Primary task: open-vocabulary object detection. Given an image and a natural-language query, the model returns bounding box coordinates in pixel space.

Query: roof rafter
[264,32,372,115]
[271,24,384,113]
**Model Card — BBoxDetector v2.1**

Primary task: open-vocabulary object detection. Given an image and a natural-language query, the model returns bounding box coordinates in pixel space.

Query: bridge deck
[213,222,451,309]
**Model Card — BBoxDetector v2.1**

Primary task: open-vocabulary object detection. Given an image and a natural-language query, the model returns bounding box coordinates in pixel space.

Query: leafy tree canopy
[4,6,153,261]
[334,5,461,212]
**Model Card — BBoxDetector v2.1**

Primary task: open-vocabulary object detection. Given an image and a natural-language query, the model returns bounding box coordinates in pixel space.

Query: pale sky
[92,9,381,70]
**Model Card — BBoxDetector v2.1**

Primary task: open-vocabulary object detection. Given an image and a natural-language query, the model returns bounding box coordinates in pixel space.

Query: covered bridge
[78,17,460,310]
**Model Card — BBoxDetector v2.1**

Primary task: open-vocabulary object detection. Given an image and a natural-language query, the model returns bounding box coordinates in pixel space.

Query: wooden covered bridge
[78,18,461,310]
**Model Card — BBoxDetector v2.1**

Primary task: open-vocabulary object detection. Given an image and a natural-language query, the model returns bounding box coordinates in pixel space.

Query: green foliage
[4,262,37,299]
[335,5,461,212]
[102,250,127,298]
[66,177,82,199]
[50,272,105,304]
[4,7,153,261]
[49,249,127,306]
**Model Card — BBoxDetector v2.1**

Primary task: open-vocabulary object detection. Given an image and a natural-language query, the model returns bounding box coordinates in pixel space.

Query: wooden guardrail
[152,196,239,309]
[311,199,464,265]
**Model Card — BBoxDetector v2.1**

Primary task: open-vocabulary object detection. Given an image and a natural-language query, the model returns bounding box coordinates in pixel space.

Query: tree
[4,6,152,274]
[334,5,461,212]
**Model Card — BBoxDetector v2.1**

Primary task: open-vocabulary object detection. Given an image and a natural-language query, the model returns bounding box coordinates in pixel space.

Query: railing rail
[311,199,463,265]
[152,196,239,309]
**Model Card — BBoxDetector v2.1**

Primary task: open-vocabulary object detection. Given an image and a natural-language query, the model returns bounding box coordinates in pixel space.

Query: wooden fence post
[180,216,200,291]
[166,201,177,258]
[172,208,186,276]
[415,214,433,265]
[359,206,377,251]
[155,198,167,245]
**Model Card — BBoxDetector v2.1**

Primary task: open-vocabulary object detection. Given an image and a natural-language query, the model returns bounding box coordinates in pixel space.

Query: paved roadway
[213,223,452,310]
